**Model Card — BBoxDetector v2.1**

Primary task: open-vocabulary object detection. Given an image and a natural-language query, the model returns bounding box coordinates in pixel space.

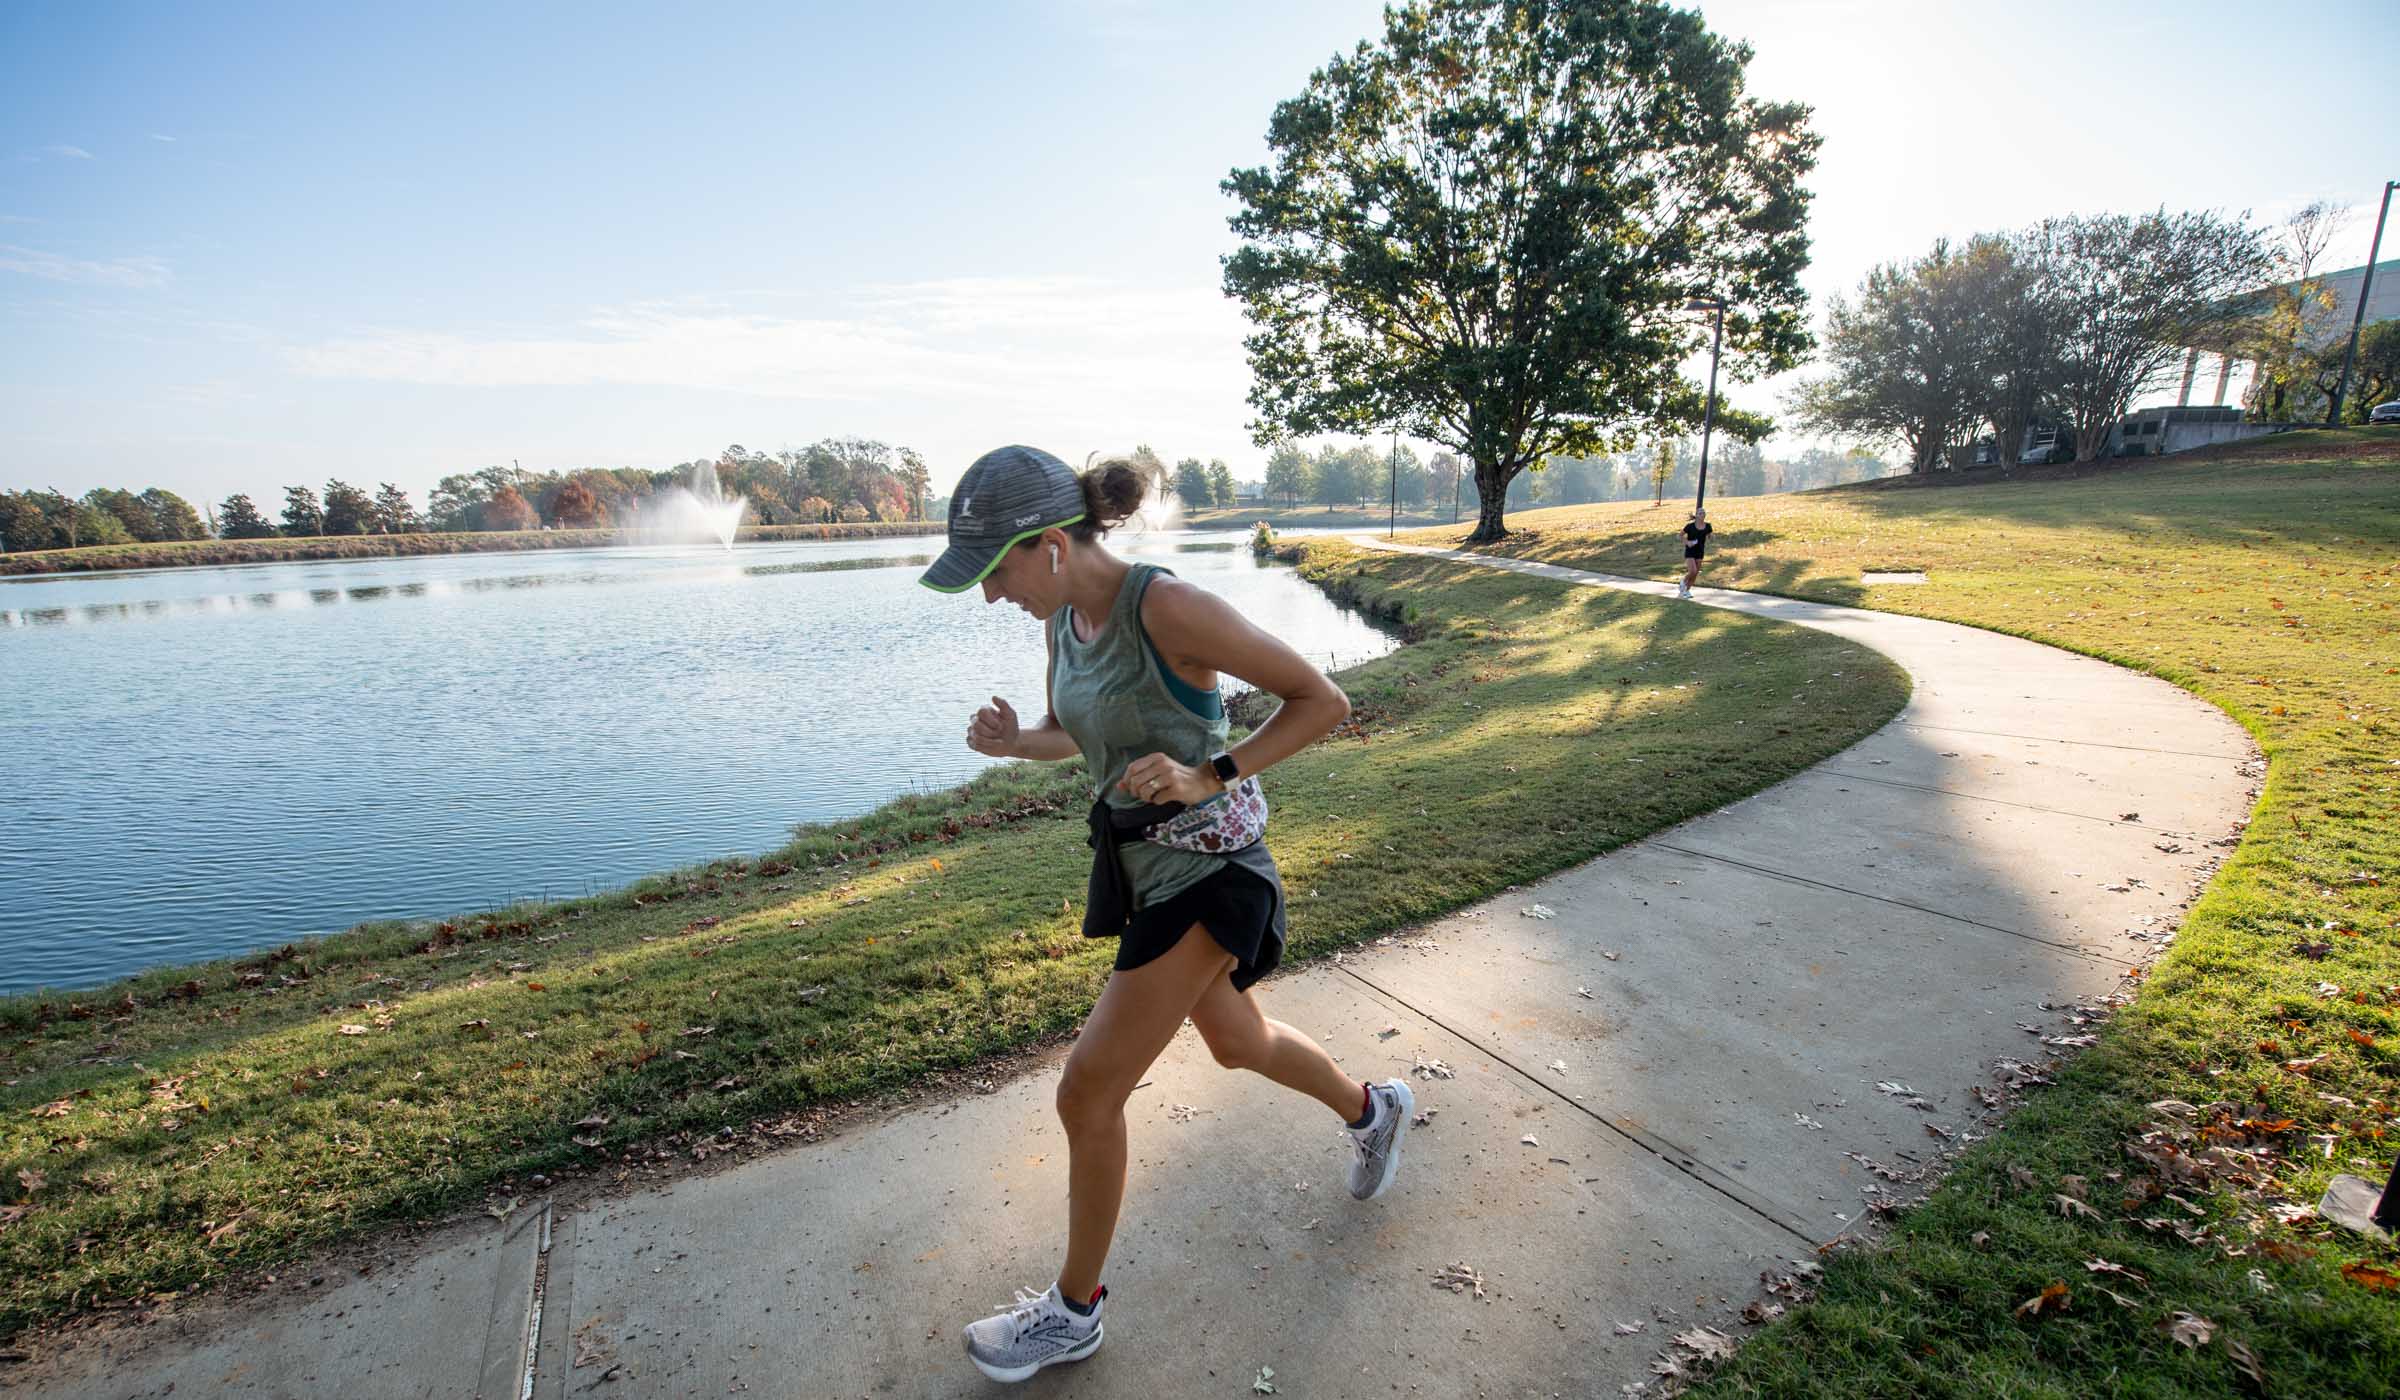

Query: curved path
[17,547,2258,1399]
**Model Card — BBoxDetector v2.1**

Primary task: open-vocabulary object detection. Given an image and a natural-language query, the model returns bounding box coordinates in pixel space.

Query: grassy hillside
[1409,429,2400,1397]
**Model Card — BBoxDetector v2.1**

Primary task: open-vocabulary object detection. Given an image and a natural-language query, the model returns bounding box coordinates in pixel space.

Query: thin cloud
[287,279,1255,425]
[148,133,177,143]
[0,245,170,288]
[43,145,94,160]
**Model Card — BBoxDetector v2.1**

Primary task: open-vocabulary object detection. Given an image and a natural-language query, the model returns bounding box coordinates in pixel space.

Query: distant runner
[1679,506,1712,598]
[920,445,1416,1383]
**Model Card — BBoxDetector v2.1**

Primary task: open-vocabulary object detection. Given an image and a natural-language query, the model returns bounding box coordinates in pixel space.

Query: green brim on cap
[917,513,1086,594]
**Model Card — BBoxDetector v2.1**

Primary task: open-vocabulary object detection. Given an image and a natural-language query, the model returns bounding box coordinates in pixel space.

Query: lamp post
[1685,294,1727,512]
[2327,179,2397,427]
[1387,430,1399,538]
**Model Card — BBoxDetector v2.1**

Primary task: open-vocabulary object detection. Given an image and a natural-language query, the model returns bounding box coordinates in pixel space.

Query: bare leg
[1682,557,1700,589]
[1188,972,1365,1119]
[1054,925,1234,1303]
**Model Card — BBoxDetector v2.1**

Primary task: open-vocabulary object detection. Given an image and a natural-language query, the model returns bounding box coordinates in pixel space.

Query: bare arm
[1115,575,1349,804]
[966,624,1081,762]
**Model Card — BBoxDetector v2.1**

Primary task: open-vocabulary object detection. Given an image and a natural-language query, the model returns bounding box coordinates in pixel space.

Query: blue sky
[5,0,2396,506]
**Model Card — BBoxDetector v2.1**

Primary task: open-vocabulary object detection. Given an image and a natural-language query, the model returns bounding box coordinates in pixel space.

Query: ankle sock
[1346,1082,1378,1131]
[1060,1284,1103,1316]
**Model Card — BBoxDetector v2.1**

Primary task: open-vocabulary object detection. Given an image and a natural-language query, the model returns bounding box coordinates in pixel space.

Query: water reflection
[0,552,977,627]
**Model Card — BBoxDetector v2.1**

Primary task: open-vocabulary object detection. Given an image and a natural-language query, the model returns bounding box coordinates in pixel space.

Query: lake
[0,529,1395,994]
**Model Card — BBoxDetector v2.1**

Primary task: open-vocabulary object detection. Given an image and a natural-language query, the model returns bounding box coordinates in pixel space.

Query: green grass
[0,520,943,576]
[0,541,1905,1343]
[1412,428,2400,1397]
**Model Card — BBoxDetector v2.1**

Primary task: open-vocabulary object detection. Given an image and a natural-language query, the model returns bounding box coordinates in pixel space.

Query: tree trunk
[1465,461,1511,544]
[2073,416,2111,462]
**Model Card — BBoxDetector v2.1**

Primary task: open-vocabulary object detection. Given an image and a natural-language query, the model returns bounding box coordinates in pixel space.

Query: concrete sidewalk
[15,548,2258,1399]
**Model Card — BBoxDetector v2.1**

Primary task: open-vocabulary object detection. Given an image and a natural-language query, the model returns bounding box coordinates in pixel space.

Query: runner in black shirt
[1678,508,1711,598]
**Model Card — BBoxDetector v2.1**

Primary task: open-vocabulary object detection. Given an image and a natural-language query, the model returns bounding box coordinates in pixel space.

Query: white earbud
[1049,544,1061,574]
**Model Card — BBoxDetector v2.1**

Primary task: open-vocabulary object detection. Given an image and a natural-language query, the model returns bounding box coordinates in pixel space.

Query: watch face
[1212,753,1239,782]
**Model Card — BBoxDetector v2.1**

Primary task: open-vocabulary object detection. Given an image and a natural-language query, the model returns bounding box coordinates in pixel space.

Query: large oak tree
[1223,0,1817,541]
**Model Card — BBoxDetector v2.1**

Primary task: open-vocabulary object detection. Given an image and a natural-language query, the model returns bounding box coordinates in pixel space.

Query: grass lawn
[0,542,1905,1344]
[1417,429,2400,1397]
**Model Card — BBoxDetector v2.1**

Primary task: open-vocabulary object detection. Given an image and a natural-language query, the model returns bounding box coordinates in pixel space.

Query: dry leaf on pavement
[1674,1326,1737,1361]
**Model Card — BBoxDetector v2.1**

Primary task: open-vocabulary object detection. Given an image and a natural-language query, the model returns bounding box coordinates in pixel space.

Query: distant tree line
[0,438,934,555]
[1788,207,2284,472]
[0,487,213,553]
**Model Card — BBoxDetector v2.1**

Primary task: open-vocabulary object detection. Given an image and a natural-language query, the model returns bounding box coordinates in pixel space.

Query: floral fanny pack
[1144,777,1269,855]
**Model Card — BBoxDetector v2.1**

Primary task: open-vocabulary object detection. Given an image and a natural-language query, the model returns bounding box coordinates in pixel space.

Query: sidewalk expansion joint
[1796,767,2195,832]
[1333,963,1821,1247]
[1894,720,2242,762]
[1646,841,2118,965]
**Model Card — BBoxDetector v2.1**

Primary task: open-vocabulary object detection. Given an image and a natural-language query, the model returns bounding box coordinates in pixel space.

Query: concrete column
[2178,347,2199,406]
[2213,354,2234,407]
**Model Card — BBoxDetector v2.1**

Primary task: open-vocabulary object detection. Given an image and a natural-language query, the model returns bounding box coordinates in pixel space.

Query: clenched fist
[966,696,1022,757]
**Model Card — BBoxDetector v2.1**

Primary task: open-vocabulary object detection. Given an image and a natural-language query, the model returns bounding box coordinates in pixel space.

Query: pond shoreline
[0,520,947,578]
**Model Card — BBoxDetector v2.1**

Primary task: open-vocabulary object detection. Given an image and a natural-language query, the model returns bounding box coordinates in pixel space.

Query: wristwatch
[1209,751,1240,784]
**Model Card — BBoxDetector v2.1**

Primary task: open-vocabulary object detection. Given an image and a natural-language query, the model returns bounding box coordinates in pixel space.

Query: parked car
[2370,401,2400,425]
[2019,428,2073,465]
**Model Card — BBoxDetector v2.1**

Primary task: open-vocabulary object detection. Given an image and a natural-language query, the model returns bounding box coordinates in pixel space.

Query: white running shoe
[1345,1078,1416,1200]
[962,1283,1104,1383]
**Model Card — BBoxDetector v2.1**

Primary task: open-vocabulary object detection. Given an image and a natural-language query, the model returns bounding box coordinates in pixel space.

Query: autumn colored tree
[483,485,538,532]
[550,479,608,529]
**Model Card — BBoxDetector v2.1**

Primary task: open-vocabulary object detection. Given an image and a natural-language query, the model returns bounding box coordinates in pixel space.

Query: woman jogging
[920,445,1415,1383]
[1678,505,1712,598]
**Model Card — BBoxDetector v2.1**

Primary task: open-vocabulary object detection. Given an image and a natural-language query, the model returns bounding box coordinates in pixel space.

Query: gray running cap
[919,445,1087,593]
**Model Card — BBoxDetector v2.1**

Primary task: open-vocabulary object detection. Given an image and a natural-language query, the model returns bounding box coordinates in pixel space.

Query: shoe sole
[1357,1078,1415,1200]
[966,1322,1103,1383]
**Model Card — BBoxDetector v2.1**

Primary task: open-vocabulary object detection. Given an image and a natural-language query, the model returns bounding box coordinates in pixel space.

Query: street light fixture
[2327,179,2397,427]
[1684,294,1727,512]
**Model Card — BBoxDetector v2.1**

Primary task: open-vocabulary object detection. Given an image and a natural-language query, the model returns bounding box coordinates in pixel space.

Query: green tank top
[1050,563,1230,908]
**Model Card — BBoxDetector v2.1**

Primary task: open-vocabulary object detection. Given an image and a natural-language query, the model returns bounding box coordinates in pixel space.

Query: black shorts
[1684,547,1705,560]
[1115,862,1284,992]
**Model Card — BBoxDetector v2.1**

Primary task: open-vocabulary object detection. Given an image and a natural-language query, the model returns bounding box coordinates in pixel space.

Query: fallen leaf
[1674,1326,1737,1361]
[2084,1258,2147,1285]
[1522,904,1556,920]
[2052,1194,2100,1221]
[2341,1261,2400,1292]
[1613,1320,1647,1335]
[1548,1059,1569,1074]
[16,1168,45,1195]
[2160,1311,2214,1348]
[337,1024,368,1036]
[1522,1134,1541,1147]
[2225,1335,2268,1391]
[2013,1281,2070,1319]
[1430,1261,1486,1297]
[1252,1365,1277,1395]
